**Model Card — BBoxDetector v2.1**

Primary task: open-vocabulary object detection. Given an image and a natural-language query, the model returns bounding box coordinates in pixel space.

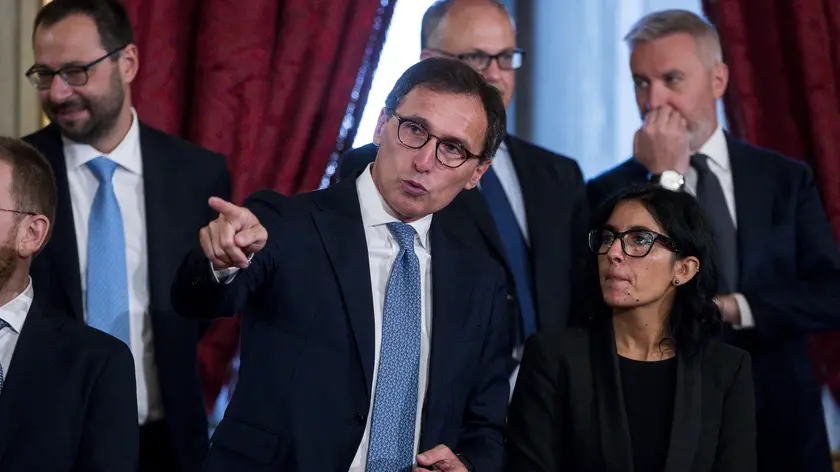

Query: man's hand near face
[634,105,692,175]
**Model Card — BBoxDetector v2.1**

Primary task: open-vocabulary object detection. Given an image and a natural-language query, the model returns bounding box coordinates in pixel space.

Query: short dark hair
[34,0,134,53]
[0,138,58,243]
[384,57,506,161]
[584,184,722,357]
[421,0,512,49]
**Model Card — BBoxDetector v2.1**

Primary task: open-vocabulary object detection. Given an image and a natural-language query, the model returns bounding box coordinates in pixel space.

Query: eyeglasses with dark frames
[427,48,526,72]
[25,46,126,90]
[0,208,36,217]
[390,112,482,169]
[588,228,680,258]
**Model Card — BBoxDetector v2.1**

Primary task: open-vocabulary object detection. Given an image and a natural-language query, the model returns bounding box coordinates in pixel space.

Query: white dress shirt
[480,142,529,243]
[214,164,433,470]
[0,278,34,382]
[684,125,754,328]
[62,107,162,424]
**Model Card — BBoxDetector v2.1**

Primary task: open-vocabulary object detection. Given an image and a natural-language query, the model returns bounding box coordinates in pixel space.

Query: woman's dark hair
[583,184,722,357]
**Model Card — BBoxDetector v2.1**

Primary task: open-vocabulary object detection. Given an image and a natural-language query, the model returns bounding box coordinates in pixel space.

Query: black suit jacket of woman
[506,319,756,472]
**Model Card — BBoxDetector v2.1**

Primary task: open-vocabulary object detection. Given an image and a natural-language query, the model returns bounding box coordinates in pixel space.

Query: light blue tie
[0,319,9,394]
[86,157,130,346]
[366,222,422,472]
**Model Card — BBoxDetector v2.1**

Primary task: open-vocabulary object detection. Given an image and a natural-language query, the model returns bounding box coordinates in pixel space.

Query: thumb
[417,445,451,465]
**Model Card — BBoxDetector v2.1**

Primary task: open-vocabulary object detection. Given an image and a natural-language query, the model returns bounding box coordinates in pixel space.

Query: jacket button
[355,413,366,425]
[506,294,515,302]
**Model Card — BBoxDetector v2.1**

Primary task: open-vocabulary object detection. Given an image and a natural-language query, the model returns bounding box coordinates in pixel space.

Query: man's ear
[464,159,491,190]
[17,215,50,259]
[372,108,390,146]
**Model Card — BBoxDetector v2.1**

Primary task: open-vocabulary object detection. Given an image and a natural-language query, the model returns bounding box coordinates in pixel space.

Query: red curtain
[702,0,840,399]
[122,0,397,410]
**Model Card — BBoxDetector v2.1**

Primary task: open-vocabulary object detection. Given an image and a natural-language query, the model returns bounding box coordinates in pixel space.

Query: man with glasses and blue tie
[0,137,138,471]
[21,1,231,471]
[172,57,510,472]
[339,0,589,394]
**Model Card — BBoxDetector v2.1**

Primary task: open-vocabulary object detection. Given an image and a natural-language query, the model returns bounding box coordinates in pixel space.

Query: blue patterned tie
[86,157,130,346]
[366,222,422,472]
[0,319,9,394]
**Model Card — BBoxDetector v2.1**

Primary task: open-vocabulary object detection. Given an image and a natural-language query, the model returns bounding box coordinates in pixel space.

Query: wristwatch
[649,170,685,191]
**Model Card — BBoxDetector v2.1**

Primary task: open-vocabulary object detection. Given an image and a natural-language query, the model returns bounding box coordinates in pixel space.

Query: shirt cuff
[209,254,253,284]
[732,293,754,329]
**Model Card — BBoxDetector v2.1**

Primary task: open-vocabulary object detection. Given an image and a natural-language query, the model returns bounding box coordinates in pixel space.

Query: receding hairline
[421,0,515,49]
[624,10,723,66]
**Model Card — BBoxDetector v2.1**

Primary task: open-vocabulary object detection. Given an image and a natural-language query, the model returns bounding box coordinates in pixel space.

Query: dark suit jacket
[171,179,511,472]
[23,123,231,472]
[338,136,589,354]
[586,135,840,472]
[506,320,756,472]
[0,297,139,471]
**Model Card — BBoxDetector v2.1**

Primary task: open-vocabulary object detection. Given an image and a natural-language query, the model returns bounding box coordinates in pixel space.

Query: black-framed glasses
[428,48,526,72]
[25,46,126,90]
[0,208,36,217]
[390,112,482,168]
[588,228,680,258]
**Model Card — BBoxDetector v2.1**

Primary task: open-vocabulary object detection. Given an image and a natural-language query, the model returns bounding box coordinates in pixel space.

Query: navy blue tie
[480,165,537,341]
[366,222,422,472]
[691,153,738,293]
[86,157,130,346]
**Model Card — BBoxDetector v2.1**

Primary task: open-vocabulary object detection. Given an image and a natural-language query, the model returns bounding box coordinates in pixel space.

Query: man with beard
[0,136,138,472]
[586,10,840,472]
[338,0,589,389]
[22,1,231,471]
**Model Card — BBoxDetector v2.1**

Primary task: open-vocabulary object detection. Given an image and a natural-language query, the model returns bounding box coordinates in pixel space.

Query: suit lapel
[505,136,542,245]
[310,181,376,397]
[728,136,772,287]
[38,126,84,320]
[0,300,62,458]
[419,222,474,451]
[139,124,181,314]
[590,319,634,472]
[450,188,508,267]
[505,136,555,325]
[662,351,703,472]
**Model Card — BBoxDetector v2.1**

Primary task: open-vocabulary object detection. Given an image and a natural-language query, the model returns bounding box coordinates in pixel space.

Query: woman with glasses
[505,184,756,472]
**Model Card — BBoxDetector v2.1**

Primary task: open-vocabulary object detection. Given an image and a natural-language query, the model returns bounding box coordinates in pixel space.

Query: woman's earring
[674,280,680,285]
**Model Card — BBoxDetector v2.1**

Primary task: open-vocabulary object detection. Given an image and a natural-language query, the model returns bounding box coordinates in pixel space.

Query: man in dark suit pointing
[173,58,510,472]
[339,0,589,386]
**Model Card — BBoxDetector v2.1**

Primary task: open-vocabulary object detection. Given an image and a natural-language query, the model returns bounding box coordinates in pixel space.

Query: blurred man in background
[22,0,231,470]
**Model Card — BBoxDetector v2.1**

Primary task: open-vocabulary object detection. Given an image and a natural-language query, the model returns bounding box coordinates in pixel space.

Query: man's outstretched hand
[199,197,267,270]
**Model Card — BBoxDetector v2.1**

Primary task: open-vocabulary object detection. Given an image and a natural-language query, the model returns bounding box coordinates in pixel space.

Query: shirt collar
[62,107,143,175]
[0,277,34,334]
[356,163,433,250]
[696,124,730,171]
